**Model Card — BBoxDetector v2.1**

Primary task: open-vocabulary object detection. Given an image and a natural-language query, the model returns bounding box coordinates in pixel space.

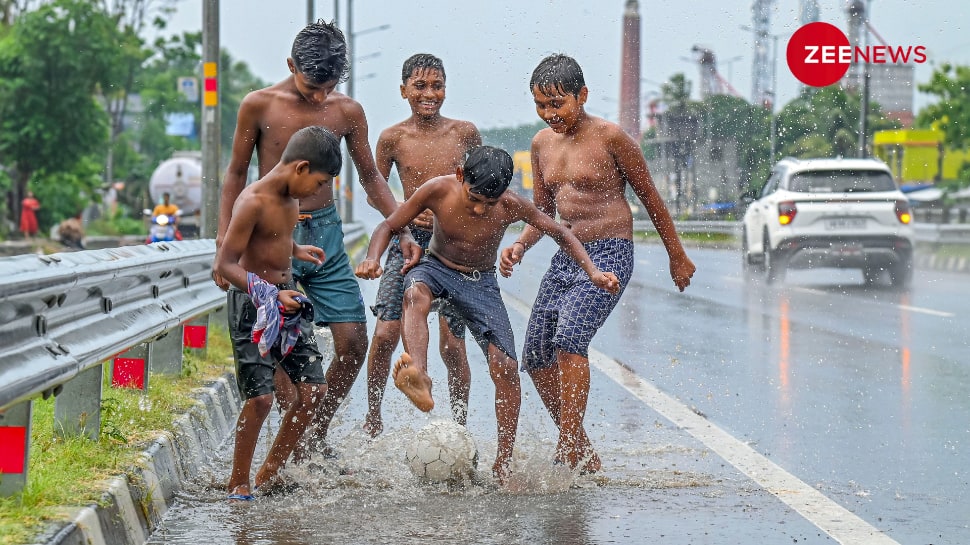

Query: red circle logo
[786,22,851,87]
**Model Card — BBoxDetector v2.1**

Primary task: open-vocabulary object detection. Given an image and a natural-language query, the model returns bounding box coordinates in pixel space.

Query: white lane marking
[503,291,900,545]
[897,304,954,317]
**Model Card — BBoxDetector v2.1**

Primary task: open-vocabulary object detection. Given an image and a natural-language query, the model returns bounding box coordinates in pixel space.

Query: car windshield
[789,170,897,193]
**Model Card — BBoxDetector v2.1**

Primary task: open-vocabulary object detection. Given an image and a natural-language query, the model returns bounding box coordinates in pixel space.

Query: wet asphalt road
[147,228,968,545]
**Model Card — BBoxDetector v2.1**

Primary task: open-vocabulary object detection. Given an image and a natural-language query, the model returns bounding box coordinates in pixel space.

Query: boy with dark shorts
[214,126,339,501]
[356,145,620,483]
[214,20,420,459]
[500,54,696,473]
[364,53,482,437]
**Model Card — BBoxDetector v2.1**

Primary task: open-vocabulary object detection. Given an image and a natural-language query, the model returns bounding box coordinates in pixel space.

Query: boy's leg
[228,394,273,497]
[254,381,324,489]
[300,321,368,454]
[486,344,521,483]
[272,367,297,413]
[364,318,401,436]
[527,362,600,473]
[363,242,409,436]
[394,282,435,412]
[437,312,470,425]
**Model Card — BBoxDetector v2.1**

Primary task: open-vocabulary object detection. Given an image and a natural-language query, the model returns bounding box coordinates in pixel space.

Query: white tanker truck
[148,151,202,238]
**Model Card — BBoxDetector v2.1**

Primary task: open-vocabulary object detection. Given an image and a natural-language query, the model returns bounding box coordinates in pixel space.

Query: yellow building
[873,128,968,184]
[512,151,533,194]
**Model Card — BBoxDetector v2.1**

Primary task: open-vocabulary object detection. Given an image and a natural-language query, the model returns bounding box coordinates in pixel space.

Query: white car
[741,157,915,287]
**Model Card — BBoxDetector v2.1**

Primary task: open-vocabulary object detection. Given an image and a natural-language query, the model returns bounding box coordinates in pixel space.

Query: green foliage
[85,207,145,236]
[30,155,105,230]
[916,63,970,153]
[773,85,899,161]
[481,121,547,155]
[703,94,770,191]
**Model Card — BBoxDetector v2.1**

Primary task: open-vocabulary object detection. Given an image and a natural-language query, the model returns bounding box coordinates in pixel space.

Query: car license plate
[825,218,866,230]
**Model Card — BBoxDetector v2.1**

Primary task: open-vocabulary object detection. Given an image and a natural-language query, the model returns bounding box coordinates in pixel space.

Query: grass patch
[927,244,970,260]
[0,325,234,545]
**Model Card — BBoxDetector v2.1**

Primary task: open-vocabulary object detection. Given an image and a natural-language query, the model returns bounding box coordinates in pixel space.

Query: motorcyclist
[149,192,182,242]
[152,192,180,225]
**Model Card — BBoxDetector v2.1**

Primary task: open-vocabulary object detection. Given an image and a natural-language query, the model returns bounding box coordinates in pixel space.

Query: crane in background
[691,45,742,100]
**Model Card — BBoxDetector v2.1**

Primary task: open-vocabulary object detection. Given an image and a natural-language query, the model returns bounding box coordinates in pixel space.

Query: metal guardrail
[0,240,224,412]
[633,220,970,245]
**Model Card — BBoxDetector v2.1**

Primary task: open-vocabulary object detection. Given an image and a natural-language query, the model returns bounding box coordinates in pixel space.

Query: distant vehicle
[149,152,201,238]
[144,209,183,243]
[740,157,915,288]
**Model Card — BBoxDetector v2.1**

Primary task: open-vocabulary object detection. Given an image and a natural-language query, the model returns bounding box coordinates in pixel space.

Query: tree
[916,63,970,177]
[0,0,120,232]
[703,94,770,192]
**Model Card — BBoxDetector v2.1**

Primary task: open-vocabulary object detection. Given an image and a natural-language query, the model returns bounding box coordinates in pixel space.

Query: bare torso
[381,117,479,198]
[252,83,358,211]
[424,177,520,271]
[236,184,299,285]
[532,117,635,243]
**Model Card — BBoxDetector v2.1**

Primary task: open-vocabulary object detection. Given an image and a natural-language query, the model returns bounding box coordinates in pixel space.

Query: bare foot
[492,459,511,485]
[362,414,383,438]
[580,450,602,475]
[227,484,254,502]
[392,353,434,412]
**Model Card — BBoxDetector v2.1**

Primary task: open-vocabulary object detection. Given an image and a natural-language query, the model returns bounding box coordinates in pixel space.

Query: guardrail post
[111,344,150,390]
[54,364,103,440]
[183,315,209,357]
[0,401,32,496]
[150,328,184,376]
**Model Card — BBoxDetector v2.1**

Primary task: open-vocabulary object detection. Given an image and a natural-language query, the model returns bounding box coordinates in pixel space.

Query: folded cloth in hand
[247,272,314,357]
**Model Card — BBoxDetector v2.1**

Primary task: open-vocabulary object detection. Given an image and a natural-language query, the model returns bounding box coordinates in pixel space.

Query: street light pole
[342,0,354,223]
[857,0,871,158]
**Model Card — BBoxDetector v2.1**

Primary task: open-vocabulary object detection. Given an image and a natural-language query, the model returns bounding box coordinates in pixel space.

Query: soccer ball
[404,419,478,483]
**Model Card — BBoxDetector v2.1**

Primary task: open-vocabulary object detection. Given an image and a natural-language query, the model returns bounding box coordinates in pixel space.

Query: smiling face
[532,84,588,134]
[401,67,446,119]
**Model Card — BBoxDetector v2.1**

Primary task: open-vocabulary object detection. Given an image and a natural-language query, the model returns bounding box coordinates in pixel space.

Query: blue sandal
[227,493,254,502]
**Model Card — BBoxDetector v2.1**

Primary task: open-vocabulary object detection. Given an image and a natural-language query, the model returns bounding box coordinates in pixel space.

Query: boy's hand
[591,271,621,294]
[669,255,697,292]
[399,236,423,274]
[413,208,434,231]
[294,244,325,265]
[355,258,383,279]
[278,289,304,313]
[211,270,230,291]
[499,243,525,278]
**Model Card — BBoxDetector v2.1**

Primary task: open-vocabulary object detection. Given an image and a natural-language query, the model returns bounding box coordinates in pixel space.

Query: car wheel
[890,256,913,289]
[741,228,761,280]
[764,231,785,285]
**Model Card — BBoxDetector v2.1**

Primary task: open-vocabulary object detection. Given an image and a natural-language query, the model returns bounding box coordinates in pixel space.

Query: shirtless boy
[355,145,619,481]
[214,126,339,500]
[215,20,418,458]
[500,54,696,472]
[364,53,482,437]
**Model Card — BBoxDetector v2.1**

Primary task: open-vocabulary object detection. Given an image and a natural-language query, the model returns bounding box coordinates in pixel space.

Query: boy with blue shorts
[214,20,420,459]
[501,54,696,473]
[356,145,619,483]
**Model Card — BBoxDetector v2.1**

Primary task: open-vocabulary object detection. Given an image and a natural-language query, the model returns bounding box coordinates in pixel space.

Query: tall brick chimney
[619,0,641,140]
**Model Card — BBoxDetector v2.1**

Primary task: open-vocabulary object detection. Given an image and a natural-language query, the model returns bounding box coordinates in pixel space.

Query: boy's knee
[247,394,275,416]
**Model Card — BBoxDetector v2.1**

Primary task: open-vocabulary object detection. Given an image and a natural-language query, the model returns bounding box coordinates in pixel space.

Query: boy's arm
[515,197,619,293]
[612,130,695,291]
[213,199,260,293]
[217,93,261,247]
[356,183,436,279]
[500,138,554,272]
[346,104,400,219]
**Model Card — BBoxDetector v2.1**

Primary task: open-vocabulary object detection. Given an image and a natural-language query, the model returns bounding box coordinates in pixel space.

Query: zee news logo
[786,21,927,87]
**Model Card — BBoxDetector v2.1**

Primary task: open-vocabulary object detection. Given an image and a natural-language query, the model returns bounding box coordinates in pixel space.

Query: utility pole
[342,0,354,223]
[200,0,220,238]
[307,0,313,24]
[857,0,871,158]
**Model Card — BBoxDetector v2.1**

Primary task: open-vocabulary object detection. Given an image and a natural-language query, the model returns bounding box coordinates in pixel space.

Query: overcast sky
[163,0,969,139]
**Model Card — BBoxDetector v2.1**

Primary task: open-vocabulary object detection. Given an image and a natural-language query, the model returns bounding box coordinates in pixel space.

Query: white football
[405,419,478,483]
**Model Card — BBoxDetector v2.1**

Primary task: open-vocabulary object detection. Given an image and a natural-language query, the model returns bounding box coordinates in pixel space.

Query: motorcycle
[144,209,183,243]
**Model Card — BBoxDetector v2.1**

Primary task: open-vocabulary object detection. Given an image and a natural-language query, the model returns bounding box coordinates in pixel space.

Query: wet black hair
[401,53,445,84]
[281,126,342,176]
[291,19,350,85]
[530,53,586,98]
[463,146,513,199]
